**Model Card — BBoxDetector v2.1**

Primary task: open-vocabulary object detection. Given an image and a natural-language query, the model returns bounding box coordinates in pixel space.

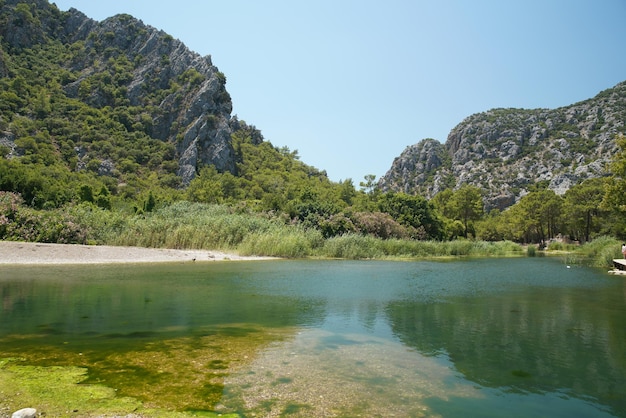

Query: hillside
[3,0,626,248]
[0,0,254,188]
[379,81,626,210]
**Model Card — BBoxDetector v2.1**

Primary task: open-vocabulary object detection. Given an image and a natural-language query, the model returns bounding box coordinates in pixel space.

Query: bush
[350,211,410,239]
[0,194,89,244]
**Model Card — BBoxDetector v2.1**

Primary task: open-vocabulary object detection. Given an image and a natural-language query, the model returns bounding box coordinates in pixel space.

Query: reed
[238,225,324,258]
[53,201,527,260]
[321,234,383,259]
[557,236,622,268]
[59,201,280,250]
[319,235,523,260]
[576,236,622,268]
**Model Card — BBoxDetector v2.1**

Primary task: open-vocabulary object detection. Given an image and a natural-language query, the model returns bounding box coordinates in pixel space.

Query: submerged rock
[12,408,37,418]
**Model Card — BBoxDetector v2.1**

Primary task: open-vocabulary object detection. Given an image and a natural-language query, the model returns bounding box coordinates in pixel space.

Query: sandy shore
[0,241,273,265]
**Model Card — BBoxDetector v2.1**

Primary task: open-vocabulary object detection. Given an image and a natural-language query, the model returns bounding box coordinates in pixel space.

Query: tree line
[1,2,625,247]
[3,128,626,246]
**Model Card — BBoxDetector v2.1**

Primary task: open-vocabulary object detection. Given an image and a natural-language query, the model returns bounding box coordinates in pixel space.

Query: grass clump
[318,235,523,260]
[321,234,383,259]
[573,236,622,268]
[239,226,323,258]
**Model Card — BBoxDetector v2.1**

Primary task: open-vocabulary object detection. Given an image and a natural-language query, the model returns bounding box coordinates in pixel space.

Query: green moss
[0,357,241,417]
[0,325,291,416]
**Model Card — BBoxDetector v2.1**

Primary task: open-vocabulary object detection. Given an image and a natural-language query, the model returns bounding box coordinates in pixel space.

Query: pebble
[12,408,37,418]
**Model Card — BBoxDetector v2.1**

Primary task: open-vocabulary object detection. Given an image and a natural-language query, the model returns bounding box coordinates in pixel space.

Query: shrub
[350,211,410,239]
[0,194,89,244]
[318,213,356,238]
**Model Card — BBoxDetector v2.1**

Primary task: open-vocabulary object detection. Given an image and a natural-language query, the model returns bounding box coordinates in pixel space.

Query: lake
[0,257,625,417]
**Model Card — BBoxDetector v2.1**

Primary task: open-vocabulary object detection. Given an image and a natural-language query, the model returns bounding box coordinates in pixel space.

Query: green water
[0,257,625,417]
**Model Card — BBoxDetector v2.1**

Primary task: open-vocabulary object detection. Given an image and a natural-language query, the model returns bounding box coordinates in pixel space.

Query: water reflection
[385,263,626,416]
[0,259,624,417]
[0,263,327,338]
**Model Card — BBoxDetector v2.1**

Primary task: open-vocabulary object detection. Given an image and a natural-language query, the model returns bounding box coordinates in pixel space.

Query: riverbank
[0,241,274,265]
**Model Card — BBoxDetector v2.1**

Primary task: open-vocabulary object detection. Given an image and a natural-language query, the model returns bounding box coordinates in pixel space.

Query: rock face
[11,408,37,418]
[0,0,237,184]
[379,81,626,210]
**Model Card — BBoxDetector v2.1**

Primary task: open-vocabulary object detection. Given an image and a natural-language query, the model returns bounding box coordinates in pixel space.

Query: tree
[603,134,626,238]
[79,184,95,203]
[563,178,606,242]
[378,192,443,239]
[359,174,377,195]
[144,191,156,212]
[447,185,484,238]
[185,166,224,204]
[338,179,356,206]
[510,190,562,243]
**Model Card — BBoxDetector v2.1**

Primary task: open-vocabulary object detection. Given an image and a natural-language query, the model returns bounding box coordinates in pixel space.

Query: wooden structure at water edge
[609,259,626,275]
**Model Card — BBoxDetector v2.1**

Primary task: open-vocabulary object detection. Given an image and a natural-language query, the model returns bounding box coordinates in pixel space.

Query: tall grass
[565,236,622,268]
[239,227,323,258]
[53,201,528,259]
[11,197,626,264]
[109,202,281,250]
[321,234,383,259]
[319,234,523,260]
[64,201,279,250]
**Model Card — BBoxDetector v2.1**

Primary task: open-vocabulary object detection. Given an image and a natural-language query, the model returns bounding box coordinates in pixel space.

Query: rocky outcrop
[1,0,237,184]
[11,408,37,418]
[379,81,626,211]
[64,10,235,183]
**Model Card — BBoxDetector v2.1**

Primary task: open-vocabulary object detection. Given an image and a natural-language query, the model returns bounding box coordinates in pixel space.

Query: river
[0,257,624,417]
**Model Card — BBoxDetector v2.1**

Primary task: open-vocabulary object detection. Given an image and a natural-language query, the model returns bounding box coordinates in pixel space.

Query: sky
[51,0,626,184]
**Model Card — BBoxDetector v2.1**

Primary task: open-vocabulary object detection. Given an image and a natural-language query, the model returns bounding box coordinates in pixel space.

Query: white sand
[0,241,273,265]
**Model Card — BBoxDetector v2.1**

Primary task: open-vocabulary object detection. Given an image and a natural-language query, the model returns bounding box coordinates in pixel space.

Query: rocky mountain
[0,0,258,184]
[379,82,626,211]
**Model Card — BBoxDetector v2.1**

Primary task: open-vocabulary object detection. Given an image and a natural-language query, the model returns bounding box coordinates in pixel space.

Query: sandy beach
[0,241,272,265]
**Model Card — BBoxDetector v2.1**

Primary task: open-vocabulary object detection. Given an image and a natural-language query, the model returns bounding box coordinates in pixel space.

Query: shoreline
[0,241,274,265]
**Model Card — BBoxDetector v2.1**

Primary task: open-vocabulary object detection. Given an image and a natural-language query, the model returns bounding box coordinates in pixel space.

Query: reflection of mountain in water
[385,286,626,415]
[0,263,326,339]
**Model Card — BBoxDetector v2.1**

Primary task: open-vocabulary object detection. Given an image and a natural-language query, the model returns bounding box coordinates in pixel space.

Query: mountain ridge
[0,0,251,185]
[379,81,626,210]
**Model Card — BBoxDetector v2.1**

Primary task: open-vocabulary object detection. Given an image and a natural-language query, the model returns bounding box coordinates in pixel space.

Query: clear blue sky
[52,0,626,183]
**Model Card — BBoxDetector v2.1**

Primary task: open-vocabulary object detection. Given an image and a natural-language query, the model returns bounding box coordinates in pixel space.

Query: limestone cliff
[1,0,238,184]
[379,81,626,210]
